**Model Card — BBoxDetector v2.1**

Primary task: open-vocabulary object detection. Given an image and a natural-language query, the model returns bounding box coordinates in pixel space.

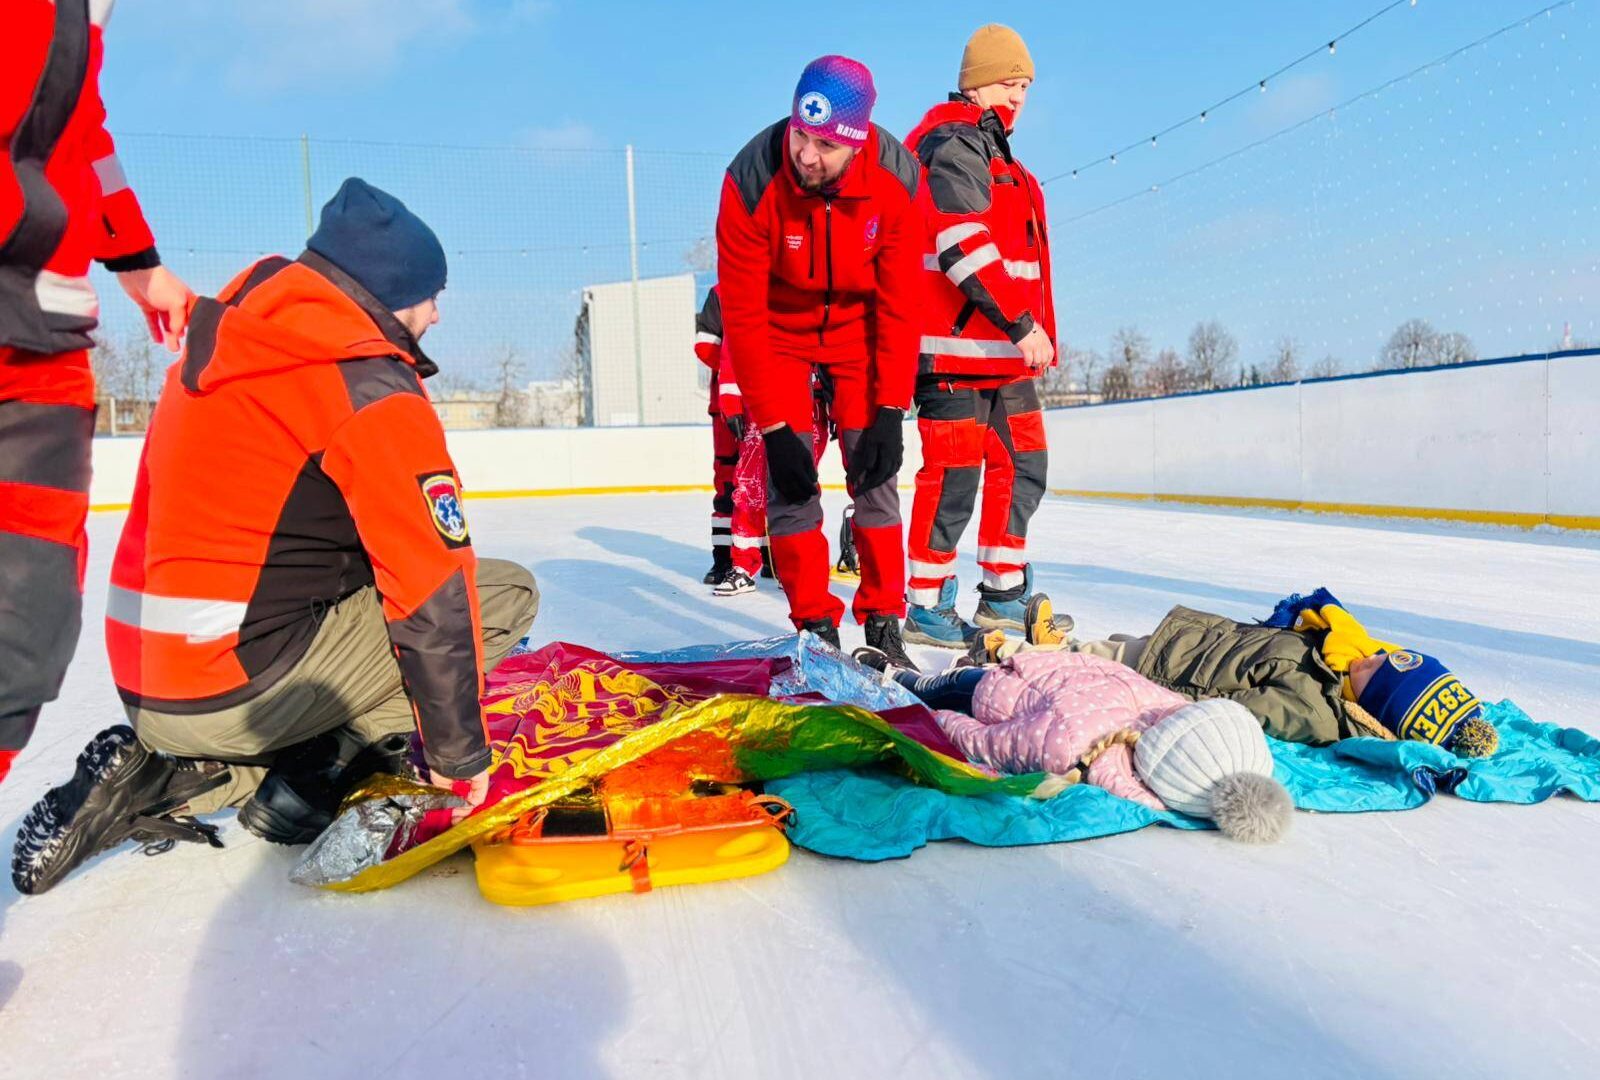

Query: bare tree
[91,330,162,432]
[1432,331,1476,366]
[1102,327,1149,402]
[1075,346,1102,399]
[492,345,529,428]
[1307,354,1343,379]
[1379,319,1438,370]
[525,343,584,427]
[1144,347,1187,397]
[1378,319,1477,370]
[1267,336,1300,383]
[682,235,715,274]
[1186,320,1237,391]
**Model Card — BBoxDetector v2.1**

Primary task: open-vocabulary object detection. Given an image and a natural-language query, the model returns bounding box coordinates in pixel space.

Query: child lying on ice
[854,631,1295,842]
[1041,588,1500,756]
[852,589,1497,836]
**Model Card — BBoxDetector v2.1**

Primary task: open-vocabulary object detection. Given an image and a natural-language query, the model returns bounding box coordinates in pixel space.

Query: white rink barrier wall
[87,422,925,507]
[88,349,1598,530]
[1045,349,1600,530]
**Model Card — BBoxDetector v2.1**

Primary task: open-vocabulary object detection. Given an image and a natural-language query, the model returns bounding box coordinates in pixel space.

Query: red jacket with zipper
[714,120,922,430]
[905,98,1056,380]
[107,253,493,779]
[2,0,160,360]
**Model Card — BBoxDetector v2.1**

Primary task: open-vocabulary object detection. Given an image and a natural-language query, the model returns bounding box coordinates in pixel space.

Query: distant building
[573,273,703,426]
[525,377,582,428]
[432,390,500,431]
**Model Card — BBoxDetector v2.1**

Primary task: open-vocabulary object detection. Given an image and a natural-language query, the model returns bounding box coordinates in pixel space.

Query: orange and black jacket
[106,253,492,778]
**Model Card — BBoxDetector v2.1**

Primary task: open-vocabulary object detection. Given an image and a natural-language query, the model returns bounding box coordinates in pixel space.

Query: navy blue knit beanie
[306,178,447,311]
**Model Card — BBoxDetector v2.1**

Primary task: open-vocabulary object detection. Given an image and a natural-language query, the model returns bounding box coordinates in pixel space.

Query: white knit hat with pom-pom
[1135,699,1292,843]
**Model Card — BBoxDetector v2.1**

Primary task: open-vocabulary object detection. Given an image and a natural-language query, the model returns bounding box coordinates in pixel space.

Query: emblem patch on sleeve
[418,472,471,548]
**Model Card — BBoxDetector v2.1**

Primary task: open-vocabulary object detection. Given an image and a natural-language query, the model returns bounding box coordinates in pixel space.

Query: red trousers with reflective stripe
[0,348,95,753]
[908,375,1048,606]
[762,352,905,627]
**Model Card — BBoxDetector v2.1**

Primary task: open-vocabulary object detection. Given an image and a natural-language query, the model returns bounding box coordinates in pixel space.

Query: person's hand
[116,265,195,353]
[762,424,819,503]
[724,412,747,442]
[428,766,491,822]
[845,406,904,494]
[1017,325,1055,371]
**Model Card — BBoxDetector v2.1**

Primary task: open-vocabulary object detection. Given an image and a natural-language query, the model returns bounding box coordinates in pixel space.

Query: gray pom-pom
[1209,772,1293,844]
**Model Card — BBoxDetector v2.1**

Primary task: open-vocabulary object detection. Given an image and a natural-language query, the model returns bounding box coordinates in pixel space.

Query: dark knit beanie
[306,177,446,311]
[1357,650,1497,756]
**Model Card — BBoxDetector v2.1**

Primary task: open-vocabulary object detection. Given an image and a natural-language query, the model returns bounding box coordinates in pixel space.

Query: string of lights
[1042,0,1420,184]
[1053,0,1579,224]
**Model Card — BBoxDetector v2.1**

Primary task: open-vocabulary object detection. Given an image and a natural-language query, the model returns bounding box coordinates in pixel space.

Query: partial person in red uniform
[715,55,920,664]
[695,286,776,594]
[1,0,195,785]
[696,288,740,585]
[903,25,1057,648]
[12,179,539,894]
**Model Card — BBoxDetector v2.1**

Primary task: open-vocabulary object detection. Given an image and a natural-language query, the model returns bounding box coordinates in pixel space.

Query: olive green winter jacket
[1132,606,1388,745]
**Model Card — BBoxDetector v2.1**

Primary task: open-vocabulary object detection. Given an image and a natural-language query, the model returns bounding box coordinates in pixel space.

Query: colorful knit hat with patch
[791,55,877,149]
[1357,651,1498,757]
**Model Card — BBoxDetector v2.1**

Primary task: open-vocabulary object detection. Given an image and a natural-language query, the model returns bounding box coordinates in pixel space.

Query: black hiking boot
[800,619,841,651]
[703,547,733,585]
[12,726,229,896]
[237,730,416,846]
[864,613,916,671]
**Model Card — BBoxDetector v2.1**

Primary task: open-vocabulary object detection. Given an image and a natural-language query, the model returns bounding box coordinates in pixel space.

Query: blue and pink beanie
[791,55,877,149]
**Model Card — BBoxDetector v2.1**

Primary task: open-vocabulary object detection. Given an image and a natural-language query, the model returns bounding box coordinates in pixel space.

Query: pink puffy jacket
[935,651,1185,810]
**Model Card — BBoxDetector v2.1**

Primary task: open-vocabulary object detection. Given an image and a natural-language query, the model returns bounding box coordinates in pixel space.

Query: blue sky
[95,0,1597,380]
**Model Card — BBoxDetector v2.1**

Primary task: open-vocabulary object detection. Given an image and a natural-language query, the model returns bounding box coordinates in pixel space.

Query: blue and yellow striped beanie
[1357,651,1487,752]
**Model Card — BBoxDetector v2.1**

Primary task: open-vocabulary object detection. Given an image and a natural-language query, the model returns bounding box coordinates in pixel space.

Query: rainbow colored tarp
[295,640,1037,892]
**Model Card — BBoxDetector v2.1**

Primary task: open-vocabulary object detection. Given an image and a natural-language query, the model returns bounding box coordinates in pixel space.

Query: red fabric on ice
[406,641,978,845]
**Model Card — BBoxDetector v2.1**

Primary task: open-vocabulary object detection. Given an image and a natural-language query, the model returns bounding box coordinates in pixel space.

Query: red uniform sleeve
[920,132,1036,342]
[83,105,159,268]
[716,339,744,419]
[869,193,922,412]
[715,173,783,429]
[693,287,722,368]
[81,56,159,271]
[1028,172,1057,346]
[321,392,491,779]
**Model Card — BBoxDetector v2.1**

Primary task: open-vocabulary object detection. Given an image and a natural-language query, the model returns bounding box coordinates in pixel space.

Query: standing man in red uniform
[903,25,1057,648]
[715,55,920,663]
[1,0,194,783]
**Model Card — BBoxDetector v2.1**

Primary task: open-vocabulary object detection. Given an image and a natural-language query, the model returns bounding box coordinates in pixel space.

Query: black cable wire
[1042,0,1416,184]
[1054,0,1578,224]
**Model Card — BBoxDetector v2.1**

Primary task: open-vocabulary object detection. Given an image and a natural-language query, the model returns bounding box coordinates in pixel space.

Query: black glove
[846,406,904,494]
[724,412,746,442]
[763,425,818,503]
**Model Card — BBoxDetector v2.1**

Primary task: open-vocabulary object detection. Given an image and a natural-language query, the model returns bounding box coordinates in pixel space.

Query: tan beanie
[959,24,1034,91]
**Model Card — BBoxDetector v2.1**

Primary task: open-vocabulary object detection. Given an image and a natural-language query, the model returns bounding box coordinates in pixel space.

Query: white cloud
[217,0,477,93]
[515,121,604,151]
[1251,72,1339,131]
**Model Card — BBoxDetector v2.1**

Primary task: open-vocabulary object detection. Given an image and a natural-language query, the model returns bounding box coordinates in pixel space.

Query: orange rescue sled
[472,791,793,906]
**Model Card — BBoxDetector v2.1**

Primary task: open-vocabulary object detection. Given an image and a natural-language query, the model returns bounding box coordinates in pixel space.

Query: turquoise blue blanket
[768,701,1600,861]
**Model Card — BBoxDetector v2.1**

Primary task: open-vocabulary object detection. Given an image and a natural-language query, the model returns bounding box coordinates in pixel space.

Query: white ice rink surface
[2,493,1598,1080]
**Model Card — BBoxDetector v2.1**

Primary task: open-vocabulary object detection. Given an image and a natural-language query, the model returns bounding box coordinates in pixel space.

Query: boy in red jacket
[1,0,194,784]
[715,55,920,664]
[903,25,1057,647]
